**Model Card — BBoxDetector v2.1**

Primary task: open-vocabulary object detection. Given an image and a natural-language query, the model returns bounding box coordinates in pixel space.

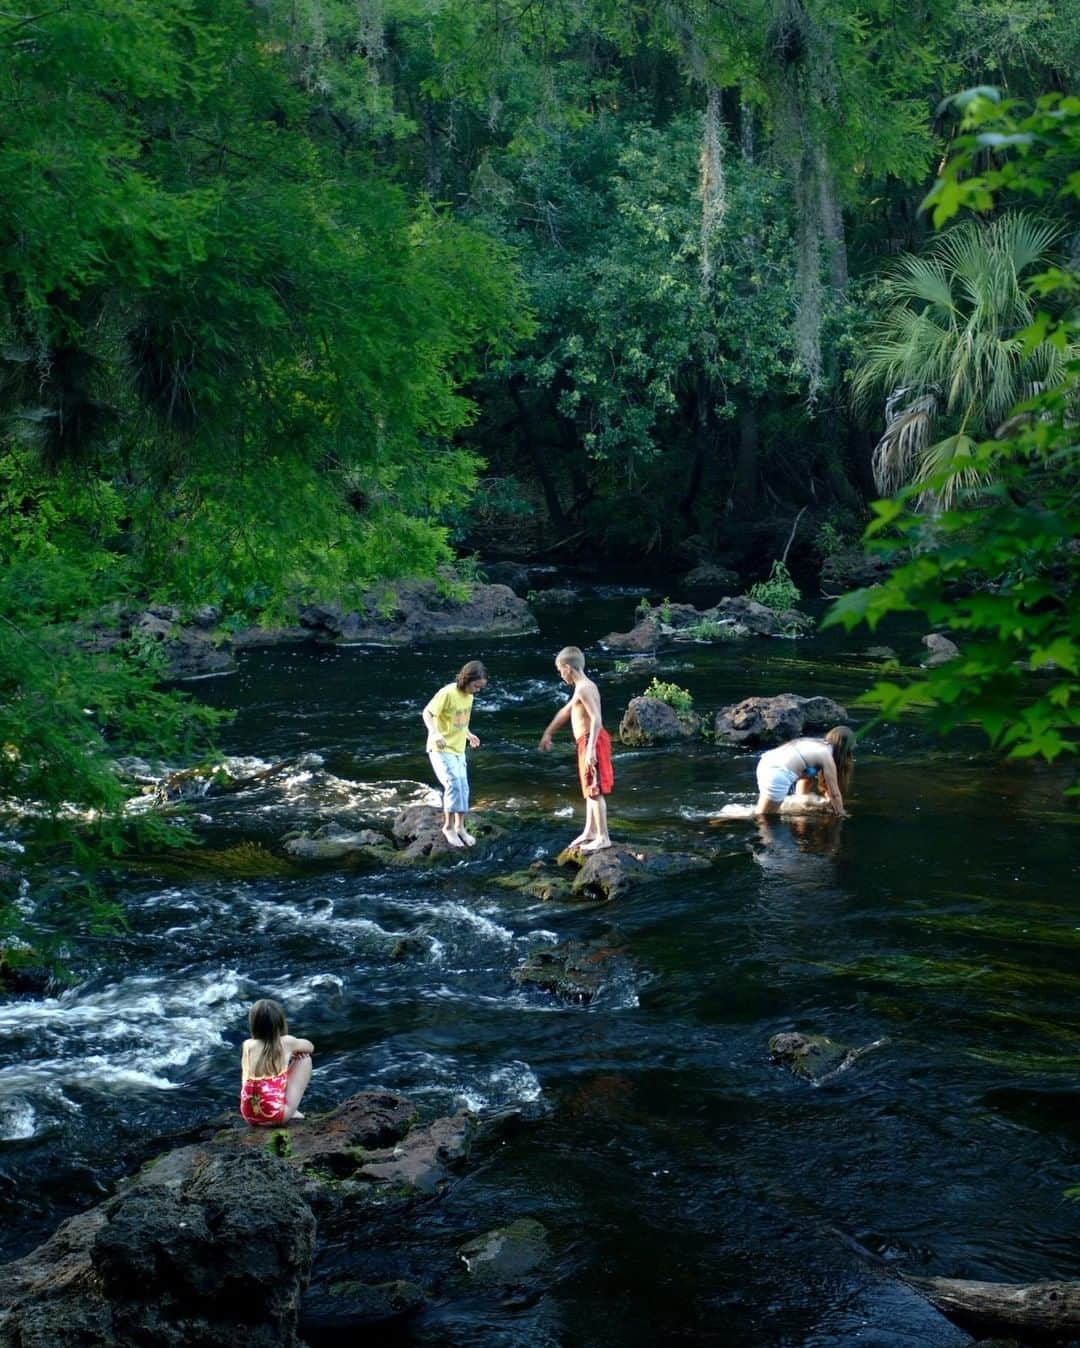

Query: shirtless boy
[538,646,614,852]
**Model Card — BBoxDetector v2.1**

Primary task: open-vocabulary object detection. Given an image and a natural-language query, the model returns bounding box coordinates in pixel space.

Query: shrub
[748,560,801,613]
[644,677,694,718]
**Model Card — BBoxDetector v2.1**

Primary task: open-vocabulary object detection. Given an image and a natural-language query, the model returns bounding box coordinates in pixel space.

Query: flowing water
[2,588,1077,1346]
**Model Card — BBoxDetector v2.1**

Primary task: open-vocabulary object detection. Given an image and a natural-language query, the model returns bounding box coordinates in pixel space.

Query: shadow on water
[1,590,1077,1344]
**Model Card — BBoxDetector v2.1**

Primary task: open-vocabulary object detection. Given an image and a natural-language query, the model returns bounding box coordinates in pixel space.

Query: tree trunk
[903,1275,1080,1340]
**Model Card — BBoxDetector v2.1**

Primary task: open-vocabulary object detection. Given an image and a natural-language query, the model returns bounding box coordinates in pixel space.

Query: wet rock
[619,696,701,746]
[768,1031,887,1082]
[603,596,810,651]
[0,1149,315,1347]
[230,624,310,648]
[283,823,393,863]
[390,803,500,861]
[0,1090,508,1345]
[513,941,628,1003]
[715,594,803,636]
[601,613,663,653]
[713,693,849,747]
[495,867,576,903]
[864,645,897,661]
[561,843,712,902]
[297,580,538,645]
[300,1278,427,1332]
[459,1218,551,1284]
[922,632,960,667]
[132,611,236,681]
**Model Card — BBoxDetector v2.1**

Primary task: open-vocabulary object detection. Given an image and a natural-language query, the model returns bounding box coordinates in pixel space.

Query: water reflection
[750,814,844,895]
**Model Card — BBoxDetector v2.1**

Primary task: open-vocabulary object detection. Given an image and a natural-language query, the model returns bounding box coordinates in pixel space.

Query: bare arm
[539,697,574,750]
[422,697,447,751]
[819,755,845,816]
[283,1034,314,1057]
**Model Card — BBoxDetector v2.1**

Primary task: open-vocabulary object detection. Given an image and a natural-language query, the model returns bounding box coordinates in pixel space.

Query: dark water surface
[2,590,1077,1345]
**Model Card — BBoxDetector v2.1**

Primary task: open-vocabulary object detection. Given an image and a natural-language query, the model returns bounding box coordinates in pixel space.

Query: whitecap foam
[0,1097,36,1141]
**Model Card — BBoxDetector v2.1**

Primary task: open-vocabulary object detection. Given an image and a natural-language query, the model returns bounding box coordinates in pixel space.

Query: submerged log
[902,1274,1080,1340]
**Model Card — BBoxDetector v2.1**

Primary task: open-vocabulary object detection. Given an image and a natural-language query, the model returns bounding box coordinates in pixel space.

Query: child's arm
[283,1033,314,1057]
[539,697,574,750]
[422,690,447,751]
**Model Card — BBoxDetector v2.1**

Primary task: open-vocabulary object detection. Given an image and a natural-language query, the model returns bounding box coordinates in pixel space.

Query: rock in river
[713,693,849,747]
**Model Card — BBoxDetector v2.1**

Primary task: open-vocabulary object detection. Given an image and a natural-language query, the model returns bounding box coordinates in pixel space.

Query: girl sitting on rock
[240,999,313,1126]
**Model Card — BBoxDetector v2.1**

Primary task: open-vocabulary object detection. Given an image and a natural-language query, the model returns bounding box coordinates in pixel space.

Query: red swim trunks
[577,728,614,799]
[240,1069,288,1126]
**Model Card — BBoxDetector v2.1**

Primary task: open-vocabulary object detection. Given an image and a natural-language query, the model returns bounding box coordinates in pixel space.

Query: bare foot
[568,832,595,847]
[291,1111,305,1120]
[458,828,477,847]
[442,826,464,848]
[581,838,612,852]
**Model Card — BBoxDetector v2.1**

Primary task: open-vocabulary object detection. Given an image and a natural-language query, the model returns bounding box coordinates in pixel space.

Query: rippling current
[2,588,1077,1346]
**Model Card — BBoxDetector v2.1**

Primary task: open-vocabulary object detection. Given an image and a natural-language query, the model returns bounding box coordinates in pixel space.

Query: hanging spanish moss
[699,86,727,289]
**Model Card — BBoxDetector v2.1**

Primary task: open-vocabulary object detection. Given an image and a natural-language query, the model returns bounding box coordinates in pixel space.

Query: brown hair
[555,646,585,672]
[456,660,488,692]
[826,725,855,796]
[249,998,288,1078]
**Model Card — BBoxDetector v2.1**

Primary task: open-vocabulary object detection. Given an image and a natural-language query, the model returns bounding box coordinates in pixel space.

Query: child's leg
[581,796,611,850]
[284,1053,312,1120]
[569,795,597,846]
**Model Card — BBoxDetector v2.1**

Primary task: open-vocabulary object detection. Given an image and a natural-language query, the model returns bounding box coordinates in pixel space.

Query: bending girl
[753,725,855,818]
[240,999,313,1126]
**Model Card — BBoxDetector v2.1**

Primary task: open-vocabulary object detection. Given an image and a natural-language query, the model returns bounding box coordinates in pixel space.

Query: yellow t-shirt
[424,684,474,755]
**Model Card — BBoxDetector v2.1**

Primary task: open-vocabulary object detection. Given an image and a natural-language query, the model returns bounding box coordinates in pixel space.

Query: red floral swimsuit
[240,1066,289,1126]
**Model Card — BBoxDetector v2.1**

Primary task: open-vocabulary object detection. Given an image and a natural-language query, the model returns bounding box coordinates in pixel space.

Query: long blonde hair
[248,998,288,1077]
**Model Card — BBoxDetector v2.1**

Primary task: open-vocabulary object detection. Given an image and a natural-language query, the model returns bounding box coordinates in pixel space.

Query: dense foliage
[826,92,1079,773]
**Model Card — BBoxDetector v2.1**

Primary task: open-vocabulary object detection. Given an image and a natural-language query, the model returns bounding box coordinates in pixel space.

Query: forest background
[1,0,1077,944]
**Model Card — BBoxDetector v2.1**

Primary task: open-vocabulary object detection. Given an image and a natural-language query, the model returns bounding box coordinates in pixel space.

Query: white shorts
[756,750,798,803]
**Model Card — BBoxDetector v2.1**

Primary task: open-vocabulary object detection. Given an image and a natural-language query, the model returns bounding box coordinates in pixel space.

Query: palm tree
[853,212,1071,507]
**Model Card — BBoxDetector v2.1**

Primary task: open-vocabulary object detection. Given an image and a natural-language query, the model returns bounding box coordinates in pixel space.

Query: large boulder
[0,1149,315,1348]
[619,696,700,745]
[713,694,849,747]
[0,1090,496,1344]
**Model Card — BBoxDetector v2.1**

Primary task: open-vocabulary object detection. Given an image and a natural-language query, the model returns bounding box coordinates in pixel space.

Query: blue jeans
[429,749,469,814]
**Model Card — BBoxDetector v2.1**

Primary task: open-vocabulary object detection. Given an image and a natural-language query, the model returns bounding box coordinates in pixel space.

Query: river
[2,587,1077,1345]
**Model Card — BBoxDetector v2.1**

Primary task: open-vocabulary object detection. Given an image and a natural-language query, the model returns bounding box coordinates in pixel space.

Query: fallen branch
[902,1274,1080,1340]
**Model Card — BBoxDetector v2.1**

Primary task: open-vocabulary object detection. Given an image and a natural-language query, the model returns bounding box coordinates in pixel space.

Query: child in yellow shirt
[421,660,488,846]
